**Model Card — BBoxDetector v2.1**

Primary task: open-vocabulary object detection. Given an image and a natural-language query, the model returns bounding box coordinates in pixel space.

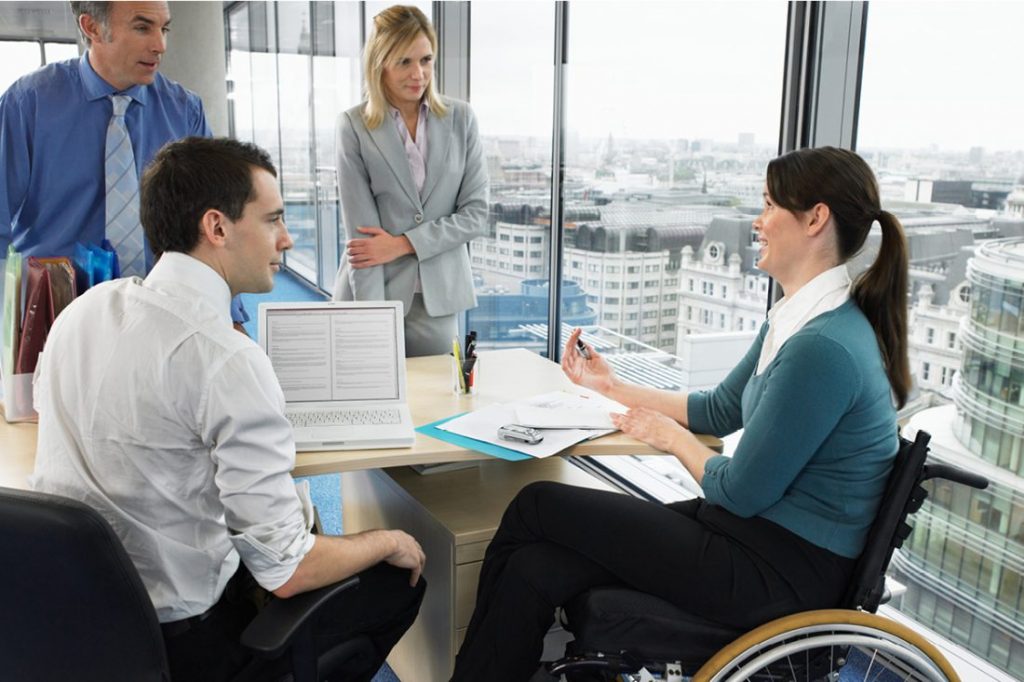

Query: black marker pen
[576,337,591,360]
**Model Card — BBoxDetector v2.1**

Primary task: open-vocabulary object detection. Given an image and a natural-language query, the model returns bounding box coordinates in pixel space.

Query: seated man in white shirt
[31,136,426,682]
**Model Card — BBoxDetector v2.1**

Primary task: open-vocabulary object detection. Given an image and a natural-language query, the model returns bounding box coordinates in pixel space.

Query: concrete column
[160,1,229,136]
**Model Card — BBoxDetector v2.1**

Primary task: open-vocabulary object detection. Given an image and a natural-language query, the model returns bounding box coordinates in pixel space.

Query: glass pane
[312,1,362,292]
[859,3,1024,675]
[0,41,43,94]
[560,1,785,389]
[43,42,78,65]
[277,1,318,283]
[466,2,555,353]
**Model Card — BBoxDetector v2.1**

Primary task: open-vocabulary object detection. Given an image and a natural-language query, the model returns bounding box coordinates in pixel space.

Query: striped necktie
[105,94,145,277]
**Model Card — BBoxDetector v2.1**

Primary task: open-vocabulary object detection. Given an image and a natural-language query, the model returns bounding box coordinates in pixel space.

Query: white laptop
[258,300,416,452]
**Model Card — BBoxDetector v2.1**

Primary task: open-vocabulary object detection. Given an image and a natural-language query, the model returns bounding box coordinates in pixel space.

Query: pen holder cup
[451,352,478,395]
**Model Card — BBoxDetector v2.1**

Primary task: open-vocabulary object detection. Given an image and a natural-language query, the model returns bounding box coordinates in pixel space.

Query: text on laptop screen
[265,306,400,404]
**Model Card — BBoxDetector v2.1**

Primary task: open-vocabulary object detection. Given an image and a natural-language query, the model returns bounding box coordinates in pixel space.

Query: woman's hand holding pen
[561,328,617,395]
[347,226,414,268]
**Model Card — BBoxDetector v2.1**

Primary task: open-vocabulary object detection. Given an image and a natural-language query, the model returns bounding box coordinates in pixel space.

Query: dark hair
[140,137,277,257]
[69,2,110,44]
[766,146,910,408]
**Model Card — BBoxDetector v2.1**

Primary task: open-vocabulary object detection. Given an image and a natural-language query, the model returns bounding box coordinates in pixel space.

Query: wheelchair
[544,430,988,682]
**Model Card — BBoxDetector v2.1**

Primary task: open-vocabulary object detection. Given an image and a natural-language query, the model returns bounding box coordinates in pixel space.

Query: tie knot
[111,95,131,117]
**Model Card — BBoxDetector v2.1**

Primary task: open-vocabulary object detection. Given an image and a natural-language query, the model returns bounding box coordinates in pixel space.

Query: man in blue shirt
[0,1,247,328]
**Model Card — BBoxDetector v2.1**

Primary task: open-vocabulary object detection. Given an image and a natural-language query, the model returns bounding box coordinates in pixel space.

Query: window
[227,0,366,291]
[860,6,1024,668]
[466,0,556,352]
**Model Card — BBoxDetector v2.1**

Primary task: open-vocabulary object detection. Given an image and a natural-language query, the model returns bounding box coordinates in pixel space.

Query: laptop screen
[262,304,402,404]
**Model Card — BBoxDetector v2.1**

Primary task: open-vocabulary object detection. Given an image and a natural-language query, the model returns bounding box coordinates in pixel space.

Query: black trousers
[451,482,855,682]
[162,562,425,682]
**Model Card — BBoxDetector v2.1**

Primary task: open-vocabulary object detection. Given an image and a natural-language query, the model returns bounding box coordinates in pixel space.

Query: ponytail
[851,210,911,408]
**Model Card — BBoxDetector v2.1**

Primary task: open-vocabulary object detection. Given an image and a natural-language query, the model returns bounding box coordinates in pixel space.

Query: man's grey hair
[69,2,111,45]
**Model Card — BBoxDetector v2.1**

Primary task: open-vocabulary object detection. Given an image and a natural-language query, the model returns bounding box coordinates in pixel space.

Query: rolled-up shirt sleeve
[200,346,314,591]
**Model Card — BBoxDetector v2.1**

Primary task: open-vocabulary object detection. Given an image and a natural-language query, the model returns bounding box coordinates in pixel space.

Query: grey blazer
[332,98,489,317]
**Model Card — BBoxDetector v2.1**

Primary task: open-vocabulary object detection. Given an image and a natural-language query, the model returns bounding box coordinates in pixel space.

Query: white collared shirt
[389,101,428,293]
[756,265,852,375]
[31,252,314,622]
[390,101,429,195]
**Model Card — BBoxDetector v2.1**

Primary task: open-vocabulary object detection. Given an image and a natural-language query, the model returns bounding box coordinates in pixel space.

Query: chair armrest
[240,576,361,658]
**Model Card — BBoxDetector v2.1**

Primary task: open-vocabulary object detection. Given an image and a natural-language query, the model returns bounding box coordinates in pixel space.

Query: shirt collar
[768,264,852,328]
[79,50,149,105]
[144,252,233,327]
[388,101,428,122]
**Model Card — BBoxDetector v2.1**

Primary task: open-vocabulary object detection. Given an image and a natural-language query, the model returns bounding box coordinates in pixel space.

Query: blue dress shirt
[0,53,248,323]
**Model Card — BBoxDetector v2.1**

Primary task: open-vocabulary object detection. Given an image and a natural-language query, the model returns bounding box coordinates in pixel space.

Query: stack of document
[436,390,627,459]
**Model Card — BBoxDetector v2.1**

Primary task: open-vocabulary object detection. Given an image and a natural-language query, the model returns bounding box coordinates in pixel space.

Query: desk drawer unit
[341,458,614,682]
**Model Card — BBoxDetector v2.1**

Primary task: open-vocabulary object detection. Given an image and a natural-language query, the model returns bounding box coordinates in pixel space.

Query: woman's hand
[561,328,617,395]
[611,407,689,454]
[347,226,414,268]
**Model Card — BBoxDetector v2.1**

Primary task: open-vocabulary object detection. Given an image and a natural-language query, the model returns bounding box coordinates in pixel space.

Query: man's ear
[198,209,229,247]
[79,13,106,45]
[805,202,832,238]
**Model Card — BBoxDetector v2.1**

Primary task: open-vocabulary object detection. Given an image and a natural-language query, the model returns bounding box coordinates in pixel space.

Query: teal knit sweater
[688,299,898,559]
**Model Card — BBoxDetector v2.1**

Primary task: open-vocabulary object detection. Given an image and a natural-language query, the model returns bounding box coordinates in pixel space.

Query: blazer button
[414,213,423,224]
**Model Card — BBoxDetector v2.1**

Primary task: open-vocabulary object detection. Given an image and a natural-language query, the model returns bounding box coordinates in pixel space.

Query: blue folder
[416,413,532,462]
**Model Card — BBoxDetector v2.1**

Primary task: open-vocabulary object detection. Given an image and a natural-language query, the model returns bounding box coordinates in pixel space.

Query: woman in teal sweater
[452,147,911,682]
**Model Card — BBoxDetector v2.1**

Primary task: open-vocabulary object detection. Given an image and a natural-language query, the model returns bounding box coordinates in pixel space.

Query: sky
[468,0,1024,153]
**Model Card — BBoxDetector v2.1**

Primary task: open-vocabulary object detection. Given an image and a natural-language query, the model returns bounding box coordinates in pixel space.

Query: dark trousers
[451,482,855,682]
[162,563,425,682]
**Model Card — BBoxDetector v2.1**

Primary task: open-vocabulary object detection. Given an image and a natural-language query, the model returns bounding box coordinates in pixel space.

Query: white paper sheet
[437,391,623,458]
[514,390,627,429]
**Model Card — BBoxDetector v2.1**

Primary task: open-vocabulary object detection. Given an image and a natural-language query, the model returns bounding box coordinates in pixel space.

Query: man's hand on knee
[384,530,426,587]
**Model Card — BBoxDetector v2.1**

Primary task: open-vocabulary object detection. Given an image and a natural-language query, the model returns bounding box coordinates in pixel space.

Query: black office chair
[546,430,989,681]
[0,486,374,682]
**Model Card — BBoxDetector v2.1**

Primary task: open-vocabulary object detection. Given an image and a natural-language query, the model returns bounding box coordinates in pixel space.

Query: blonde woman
[333,5,488,356]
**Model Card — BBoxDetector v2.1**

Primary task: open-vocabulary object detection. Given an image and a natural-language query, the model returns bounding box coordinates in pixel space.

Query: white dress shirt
[31,252,314,622]
[756,265,852,375]
[390,102,429,294]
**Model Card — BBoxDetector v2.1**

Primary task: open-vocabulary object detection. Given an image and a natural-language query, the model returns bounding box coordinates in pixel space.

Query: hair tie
[874,210,885,222]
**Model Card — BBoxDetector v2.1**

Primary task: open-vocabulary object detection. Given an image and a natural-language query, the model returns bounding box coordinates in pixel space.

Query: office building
[896,238,1024,678]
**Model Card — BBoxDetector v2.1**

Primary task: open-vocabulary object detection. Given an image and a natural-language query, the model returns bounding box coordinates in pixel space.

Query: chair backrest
[0,486,171,681]
[841,430,931,613]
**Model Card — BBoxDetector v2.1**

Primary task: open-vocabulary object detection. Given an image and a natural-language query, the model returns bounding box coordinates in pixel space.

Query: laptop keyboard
[287,408,402,429]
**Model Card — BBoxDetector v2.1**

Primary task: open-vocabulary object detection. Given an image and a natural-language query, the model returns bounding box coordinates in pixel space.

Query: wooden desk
[1,348,720,488]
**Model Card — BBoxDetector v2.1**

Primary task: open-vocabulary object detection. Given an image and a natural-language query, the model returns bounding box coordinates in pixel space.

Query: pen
[576,337,591,360]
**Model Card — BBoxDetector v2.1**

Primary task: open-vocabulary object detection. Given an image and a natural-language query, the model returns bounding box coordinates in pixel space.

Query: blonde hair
[362,5,448,129]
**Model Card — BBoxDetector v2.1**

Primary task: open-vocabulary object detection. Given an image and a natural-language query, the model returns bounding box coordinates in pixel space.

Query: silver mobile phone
[497,424,544,445]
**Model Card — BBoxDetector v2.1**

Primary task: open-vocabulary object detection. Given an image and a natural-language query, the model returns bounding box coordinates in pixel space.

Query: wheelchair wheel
[692,609,958,682]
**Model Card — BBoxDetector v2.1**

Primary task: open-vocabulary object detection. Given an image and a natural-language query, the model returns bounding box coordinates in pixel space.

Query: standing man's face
[82,2,171,91]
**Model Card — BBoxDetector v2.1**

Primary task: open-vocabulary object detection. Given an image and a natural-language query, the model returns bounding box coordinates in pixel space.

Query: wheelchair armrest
[240,576,361,658]
[922,463,988,490]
